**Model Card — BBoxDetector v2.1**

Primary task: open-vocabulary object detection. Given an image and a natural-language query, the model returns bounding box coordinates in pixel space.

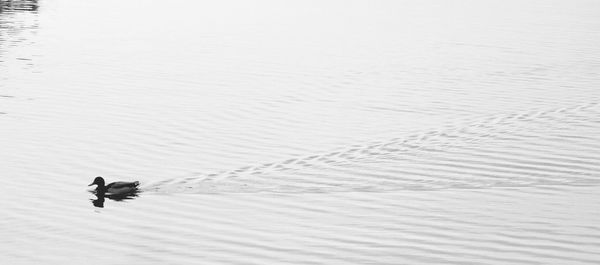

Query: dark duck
[88,176,140,195]
[88,176,140,208]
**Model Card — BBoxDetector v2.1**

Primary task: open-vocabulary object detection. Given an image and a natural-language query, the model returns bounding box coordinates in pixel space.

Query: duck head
[88,176,105,188]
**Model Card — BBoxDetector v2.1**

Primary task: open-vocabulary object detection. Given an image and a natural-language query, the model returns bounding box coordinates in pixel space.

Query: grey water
[2,0,600,264]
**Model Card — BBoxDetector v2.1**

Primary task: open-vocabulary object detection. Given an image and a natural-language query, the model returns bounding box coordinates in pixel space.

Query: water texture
[1,0,600,264]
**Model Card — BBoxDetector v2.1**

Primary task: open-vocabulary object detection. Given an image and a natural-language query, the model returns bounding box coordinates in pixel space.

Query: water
[2,0,600,264]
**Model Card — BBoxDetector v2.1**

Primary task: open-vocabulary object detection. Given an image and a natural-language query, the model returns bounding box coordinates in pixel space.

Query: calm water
[2,0,600,264]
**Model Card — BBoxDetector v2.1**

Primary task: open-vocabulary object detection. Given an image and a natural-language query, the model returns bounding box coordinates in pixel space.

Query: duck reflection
[90,189,140,208]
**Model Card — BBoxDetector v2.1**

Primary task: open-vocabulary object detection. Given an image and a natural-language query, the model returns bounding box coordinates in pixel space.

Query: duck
[88,176,140,195]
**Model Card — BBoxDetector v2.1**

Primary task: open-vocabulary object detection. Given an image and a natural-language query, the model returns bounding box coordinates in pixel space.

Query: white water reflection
[1,0,600,264]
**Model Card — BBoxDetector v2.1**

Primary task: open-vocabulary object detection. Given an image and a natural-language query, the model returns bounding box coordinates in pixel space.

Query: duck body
[104,181,140,194]
[89,176,139,195]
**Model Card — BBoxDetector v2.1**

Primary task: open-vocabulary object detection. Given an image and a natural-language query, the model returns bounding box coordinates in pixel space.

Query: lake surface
[2,0,600,264]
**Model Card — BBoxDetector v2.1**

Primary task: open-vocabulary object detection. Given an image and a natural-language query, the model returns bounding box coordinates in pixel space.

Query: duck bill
[88,183,95,186]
